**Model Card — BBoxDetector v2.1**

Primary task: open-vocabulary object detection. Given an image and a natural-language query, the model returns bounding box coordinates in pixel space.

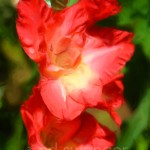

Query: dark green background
[0,0,149,149]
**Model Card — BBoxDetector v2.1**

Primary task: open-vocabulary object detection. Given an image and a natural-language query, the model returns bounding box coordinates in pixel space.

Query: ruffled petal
[48,0,120,37]
[21,86,49,150]
[21,86,81,149]
[77,0,121,24]
[83,27,134,85]
[44,0,121,54]
[102,74,125,109]
[96,74,125,126]
[16,0,52,62]
[62,0,120,29]
[21,87,115,150]
[75,114,115,150]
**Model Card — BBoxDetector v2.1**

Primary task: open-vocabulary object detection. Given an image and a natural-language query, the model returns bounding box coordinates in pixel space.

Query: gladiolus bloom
[17,0,134,120]
[21,86,116,150]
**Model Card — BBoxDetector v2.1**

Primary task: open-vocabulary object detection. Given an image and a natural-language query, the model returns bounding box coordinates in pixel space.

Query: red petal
[16,0,121,64]
[21,87,115,149]
[76,113,115,149]
[21,86,81,149]
[16,0,52,62]
[49,0,120,35]
[102,74,125,109]
[96,75,125,126]
[83,27,134,85]
[77,0,121,24]
[21,86,49,149]
[40,79,85,120]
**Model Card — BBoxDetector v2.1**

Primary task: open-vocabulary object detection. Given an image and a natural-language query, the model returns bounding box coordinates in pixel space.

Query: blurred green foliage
[0,0,150,150]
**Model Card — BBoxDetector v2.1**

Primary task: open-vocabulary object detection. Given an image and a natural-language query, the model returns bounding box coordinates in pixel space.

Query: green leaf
[116,88,150,149]
[5,115,26,150]
[67,0,77,6]
[136,135,149,150]
[118,0,150,58]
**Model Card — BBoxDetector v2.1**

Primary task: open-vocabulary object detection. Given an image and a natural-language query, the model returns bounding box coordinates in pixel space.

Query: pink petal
[40,79,85,120]
[69,79,102,106]
[83,27,134,85]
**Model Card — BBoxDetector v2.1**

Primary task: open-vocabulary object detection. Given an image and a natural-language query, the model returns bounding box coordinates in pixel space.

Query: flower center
[49,37,82,69]
[60,63,97,93]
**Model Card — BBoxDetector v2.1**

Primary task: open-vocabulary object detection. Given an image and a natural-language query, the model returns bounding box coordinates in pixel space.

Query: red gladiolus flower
[17,0,134,120]
[21,86,116,150]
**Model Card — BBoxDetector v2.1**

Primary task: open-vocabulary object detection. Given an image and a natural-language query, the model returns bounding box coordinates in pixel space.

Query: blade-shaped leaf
[116,87,150,149]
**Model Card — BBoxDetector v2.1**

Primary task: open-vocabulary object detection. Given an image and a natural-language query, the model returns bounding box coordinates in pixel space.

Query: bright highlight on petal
[60,63,98,94]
